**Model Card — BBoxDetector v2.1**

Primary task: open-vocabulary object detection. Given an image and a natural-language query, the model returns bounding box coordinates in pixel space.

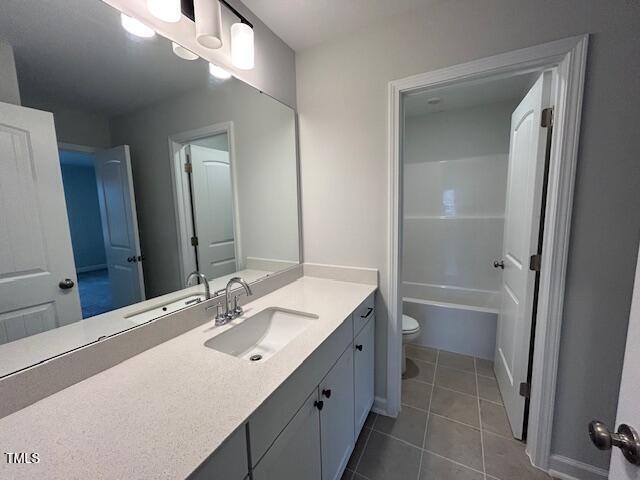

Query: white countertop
[0,276,376,479]
[0,269,270,378]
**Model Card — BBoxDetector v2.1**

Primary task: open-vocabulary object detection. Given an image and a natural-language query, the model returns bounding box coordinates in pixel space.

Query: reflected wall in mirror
[0,0,300,377]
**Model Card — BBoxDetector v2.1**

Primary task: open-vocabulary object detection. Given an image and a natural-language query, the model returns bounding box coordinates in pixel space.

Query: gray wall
[0,41,20,105]
[296,0,640,470]
[110,80,299,299]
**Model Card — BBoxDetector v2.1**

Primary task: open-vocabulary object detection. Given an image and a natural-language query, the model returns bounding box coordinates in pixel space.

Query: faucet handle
[233,295,243,317]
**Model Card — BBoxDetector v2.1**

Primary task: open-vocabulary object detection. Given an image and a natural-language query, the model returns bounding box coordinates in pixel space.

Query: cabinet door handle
[322,389,332,399]
[355,344,363,351]
[360,307,373,319]
[314,400,324,411]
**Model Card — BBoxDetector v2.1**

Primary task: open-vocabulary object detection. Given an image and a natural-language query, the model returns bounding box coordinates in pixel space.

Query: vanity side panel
[188,425,248,480]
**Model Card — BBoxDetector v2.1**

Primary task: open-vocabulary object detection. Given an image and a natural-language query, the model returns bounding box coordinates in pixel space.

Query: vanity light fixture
[194,0,223,49]
[147,0,181,23]
[172,42,199,60]
[121,13,156,38]
[209,62,232,79]
[230,21,254,70]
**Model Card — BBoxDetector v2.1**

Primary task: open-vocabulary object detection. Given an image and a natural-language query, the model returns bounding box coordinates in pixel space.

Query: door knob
[493,260,505,269]
[314,400,324,411]
[589,420,640,465]
[355,344,363,351]
[322,389,332,399]
[127,256,136,263]
[58,278,75,290]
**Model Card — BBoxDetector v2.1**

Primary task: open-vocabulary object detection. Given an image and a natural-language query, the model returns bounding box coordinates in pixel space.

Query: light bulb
[147,0,181,23]
[121,13,156,38]
[172,42,199,60]
[231,22,254,70]
[209,63,231,79]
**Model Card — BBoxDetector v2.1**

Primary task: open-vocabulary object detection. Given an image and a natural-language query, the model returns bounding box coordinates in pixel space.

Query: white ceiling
[403,73,539,117]
[0,0,218,117]
[241,0,429,51]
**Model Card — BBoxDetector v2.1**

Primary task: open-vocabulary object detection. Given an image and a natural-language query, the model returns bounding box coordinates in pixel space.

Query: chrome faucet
[185,271,210,300]
[215,276,253,325]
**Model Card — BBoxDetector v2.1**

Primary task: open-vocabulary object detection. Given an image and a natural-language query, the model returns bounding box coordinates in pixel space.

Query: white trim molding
[548,454,609,480]
[387,35,589,468]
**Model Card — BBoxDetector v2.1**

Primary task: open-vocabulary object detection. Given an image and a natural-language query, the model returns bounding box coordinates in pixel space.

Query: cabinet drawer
[353,293,375,336]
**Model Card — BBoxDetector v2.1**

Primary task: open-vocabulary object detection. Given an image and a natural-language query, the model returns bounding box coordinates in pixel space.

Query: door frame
[168,121,242,283]
[386,35,588,470]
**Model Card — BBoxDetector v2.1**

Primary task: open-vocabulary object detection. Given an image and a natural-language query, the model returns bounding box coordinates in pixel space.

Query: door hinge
[529,254,542,272]
[184,161,192,173]
[541,107,554,127]
[519,382,531,399]
[191,236,198,247]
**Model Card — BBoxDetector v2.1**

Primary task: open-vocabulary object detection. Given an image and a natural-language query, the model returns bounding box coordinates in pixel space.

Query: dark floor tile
[356,431,422,480]
[402,379,431,410]
[374,406,428,447]
[430,387,479,427]
[419,451,484,480]
[438,351,475,373]
[478,375,502,403]
[480,400,513,438]
[347,427,371,471]
[404,358,435,384]
[406,344,437,363]
[340,468,354,480]
[483,431,551,479]
[364,412,377,429]
[435,365,477,396]
[475,357,495,378]
[424,415,483,471]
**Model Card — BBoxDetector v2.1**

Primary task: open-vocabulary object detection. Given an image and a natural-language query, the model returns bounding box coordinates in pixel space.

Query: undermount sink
[204,307,319,362]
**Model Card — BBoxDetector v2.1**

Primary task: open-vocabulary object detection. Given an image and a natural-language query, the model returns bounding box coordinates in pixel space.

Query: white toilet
[402,314,421,374]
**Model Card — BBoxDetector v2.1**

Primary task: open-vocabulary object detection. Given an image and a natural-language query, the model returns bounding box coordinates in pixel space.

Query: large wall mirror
[0,0,300,377]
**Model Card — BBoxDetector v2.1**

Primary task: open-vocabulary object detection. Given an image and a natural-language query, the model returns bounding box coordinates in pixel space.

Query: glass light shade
[120,13,156,38]
[231,22,254,70]
[194,0,223,49]
[209,63,232,79]
[147,0,181,23]
[172,42,199,60]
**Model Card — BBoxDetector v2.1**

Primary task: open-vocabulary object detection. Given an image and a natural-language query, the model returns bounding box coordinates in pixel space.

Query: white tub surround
[0,276,377,480]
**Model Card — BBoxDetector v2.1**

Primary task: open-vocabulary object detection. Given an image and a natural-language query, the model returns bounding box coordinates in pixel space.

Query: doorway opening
[58,148,112,318]
[387,36,588,471]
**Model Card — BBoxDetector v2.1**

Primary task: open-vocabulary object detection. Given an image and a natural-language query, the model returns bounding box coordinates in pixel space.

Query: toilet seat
[402,314,420,335]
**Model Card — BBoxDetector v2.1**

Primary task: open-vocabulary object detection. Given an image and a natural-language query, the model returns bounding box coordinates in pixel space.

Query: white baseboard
[548,454,608,480]
[372,396,390,417]
[76,264,107,273]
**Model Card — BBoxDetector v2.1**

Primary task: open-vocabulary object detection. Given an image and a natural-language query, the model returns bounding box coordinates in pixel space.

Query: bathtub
[402,282,498,360]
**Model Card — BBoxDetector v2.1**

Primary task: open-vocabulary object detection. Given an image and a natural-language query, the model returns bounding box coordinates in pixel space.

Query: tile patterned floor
[342,347,552,480]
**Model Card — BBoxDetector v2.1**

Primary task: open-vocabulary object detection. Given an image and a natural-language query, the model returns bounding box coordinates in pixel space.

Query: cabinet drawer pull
[360,307,373,319]
[314,400,324,411]
[355,344,363,351]
[322,389,332,399]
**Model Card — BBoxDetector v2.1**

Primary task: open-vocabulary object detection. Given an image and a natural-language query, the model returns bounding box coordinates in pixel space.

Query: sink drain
[249,354,263,362]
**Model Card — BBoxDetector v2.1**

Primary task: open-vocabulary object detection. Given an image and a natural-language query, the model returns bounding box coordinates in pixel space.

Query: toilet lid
[402,314,420,334]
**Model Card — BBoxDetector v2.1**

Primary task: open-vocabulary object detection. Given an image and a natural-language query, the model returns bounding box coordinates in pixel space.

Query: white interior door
[494,72,551,439]
[94,145,145,309]
[608,244,640,479]
[0,101,81,344]
[189,144,237,279]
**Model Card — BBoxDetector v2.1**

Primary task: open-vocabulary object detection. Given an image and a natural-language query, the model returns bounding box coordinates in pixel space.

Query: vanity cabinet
[252,389,322,480]
[320,345,355,480]
[354,314,375,436]
[248,294,375,480]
